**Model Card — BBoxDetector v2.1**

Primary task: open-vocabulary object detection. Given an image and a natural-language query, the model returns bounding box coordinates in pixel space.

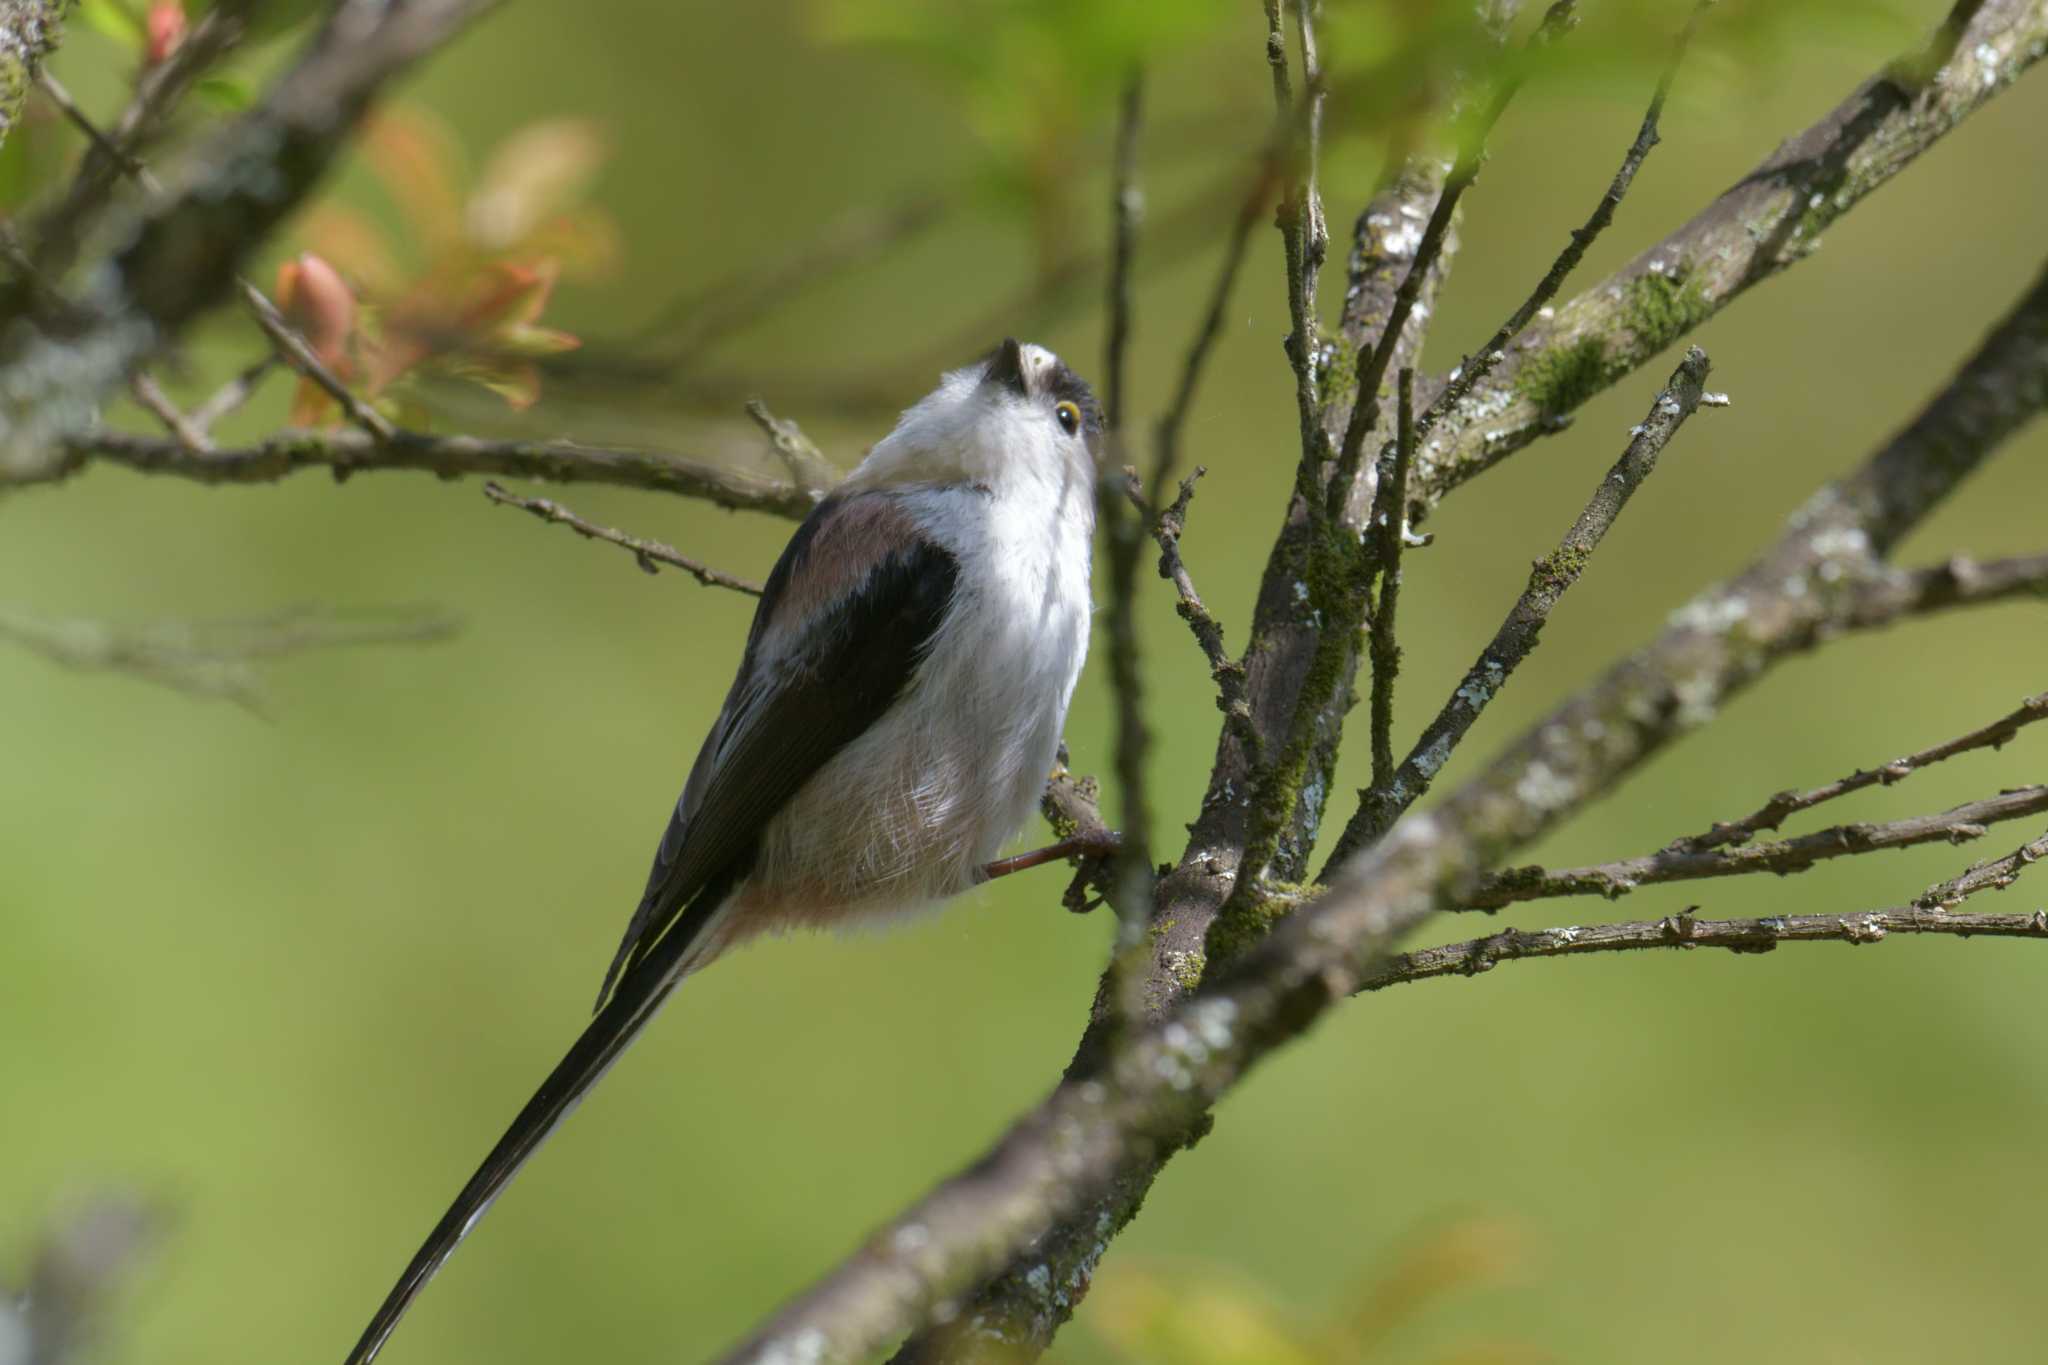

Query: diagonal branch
[1326,0,1579,520]
[237,280,396,441]
[481,483,761,595]
[1465,786,2048,911]
[1674,690,2048,852]
[1328,346,1712,870]
[1413,0,1708,447]
[1416,0,2048,503]
[1918,828,2048,908]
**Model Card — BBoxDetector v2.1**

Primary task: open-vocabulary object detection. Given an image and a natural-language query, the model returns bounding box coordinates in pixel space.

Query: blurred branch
[0,1191,164,1365]
[1465,786,2048,911]
[1098,70,1155,1021]
[34,70,166,197]
[1329,347,1713,870]
[627,195,947,362]
[32,3,249,274]
[0,0,499,476]
[126,372,213,454]
[482,482,761,595]
[1416,0,2048,502]
[743,399,837,499]
[38,428,813,518]
[190,356,282,435]
[0,604,458,712]
[1674,691,2048,853]
[1358,903,2048,994]
[1837,550,2048,623]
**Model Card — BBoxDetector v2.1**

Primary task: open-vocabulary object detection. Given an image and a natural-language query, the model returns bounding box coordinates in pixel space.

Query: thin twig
[1366,367,1415,791]
[32,3,247,274]
[43,429,814,518]
[1098,69,1155,1023]
[1268,0,1326,480]
[0,603,458,712]
[237,279,394,440]
[35,70,166,197]
[1414,0,1710,448]
[1132,469,1253,760]
[1917,828,2048,908]
[1149,60,1298,496]
[1328,347,1712,871]
[627,195,947,361]
[1675,690,2048,852]
[481,483,761,595]
[1325,2,1577,523]
[1839,551,2048,626]
[1464,786,2048,911]
[1416,0,2048,501]
[190,355,280,435]
[1359,903,2048,994]
[126,372,213,455]
[1104,72,1143,434]
[743,399,837,499]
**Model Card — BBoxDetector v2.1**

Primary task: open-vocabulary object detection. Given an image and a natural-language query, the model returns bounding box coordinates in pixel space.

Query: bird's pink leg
[980,827,1122,881]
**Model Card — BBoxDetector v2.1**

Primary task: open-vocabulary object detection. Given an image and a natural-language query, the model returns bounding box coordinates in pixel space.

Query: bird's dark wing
[595,488,960,1006]
[342,491,959,1365]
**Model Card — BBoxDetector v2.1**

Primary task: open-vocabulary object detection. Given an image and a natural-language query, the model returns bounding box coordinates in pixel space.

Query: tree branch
[1415,0,2048,503]
[1466,786,2048,911]
[1359,903,2048,995]
[481,483,761,594]
[36,428,813,517]
[1675,690,2048,853]
[1918,828,2048,909]
[0,0,500,475]
[0,603,458,712]
[1412,0,1708,447]
[1329,347,1712,869]
[739,248,2048,1365]
[1365,367,1415,794]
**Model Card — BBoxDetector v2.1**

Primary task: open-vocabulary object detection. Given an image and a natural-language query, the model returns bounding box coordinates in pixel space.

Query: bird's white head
[846,338,1103,499]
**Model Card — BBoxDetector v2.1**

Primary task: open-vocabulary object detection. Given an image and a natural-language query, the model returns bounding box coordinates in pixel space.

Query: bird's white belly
[732,577,1085,939]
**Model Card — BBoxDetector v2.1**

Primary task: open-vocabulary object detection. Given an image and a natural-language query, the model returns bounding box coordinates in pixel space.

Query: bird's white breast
[725,469,1093,941]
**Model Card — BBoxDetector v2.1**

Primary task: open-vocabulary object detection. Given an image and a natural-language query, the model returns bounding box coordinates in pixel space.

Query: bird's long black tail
[342,891,730,1365]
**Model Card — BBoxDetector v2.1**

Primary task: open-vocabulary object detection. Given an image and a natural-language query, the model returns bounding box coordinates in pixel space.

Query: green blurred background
[5,1,2047,1361]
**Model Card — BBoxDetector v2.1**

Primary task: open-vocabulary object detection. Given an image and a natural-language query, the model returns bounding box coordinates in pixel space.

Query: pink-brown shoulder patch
[768,494,924,643]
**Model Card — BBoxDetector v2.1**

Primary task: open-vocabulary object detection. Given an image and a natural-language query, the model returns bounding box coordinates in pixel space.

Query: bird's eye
[1054,401,1082,436]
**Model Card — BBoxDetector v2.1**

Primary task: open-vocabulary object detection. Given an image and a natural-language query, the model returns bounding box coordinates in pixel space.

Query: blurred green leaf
[191,74,254,111]
[77,0,147,49]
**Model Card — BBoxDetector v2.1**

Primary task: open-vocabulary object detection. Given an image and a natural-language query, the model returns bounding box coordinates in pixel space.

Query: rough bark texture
[0,0,63,153]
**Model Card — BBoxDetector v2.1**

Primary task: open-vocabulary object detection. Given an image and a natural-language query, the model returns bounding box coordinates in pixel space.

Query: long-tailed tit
[344,339,1105,1364]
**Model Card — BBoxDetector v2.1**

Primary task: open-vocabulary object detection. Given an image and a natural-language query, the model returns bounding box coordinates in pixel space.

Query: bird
[344,339,1108,1364]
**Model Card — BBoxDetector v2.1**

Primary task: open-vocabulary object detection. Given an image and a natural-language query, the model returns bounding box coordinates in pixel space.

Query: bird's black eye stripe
[1055,400,1081,435]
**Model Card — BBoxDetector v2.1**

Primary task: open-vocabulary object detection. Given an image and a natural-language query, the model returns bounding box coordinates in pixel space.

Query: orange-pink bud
[145,0,186,65]
[274,252,357,374]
